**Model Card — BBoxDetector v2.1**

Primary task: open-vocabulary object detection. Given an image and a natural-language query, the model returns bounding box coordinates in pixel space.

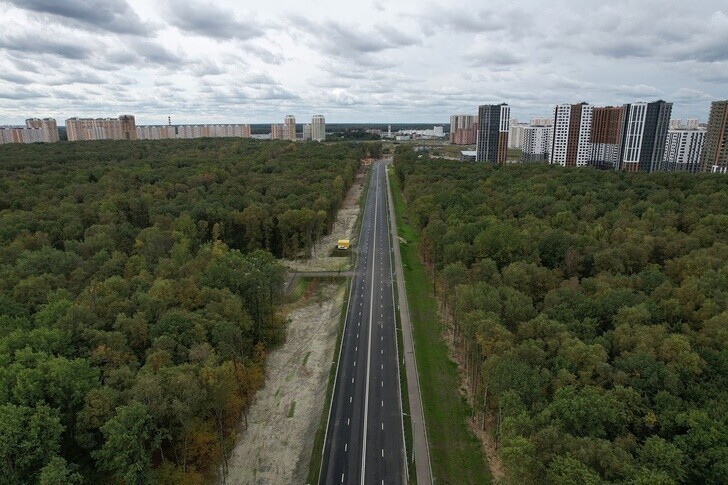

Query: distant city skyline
[0,0,726,125]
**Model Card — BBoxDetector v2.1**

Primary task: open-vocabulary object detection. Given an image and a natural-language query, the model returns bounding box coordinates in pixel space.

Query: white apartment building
[550,103,593,167]
[522,125,552,162]
[663,129,705,173]
[508,122,527,149]
[311,114,326,141]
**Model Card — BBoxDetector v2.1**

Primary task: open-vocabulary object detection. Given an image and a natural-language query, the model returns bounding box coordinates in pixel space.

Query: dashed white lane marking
[381,364,383,370]
[381,349,383,354]
[345,443,348,452]
[341,473,344,483]
[381,400,384,407]
[381,422,384,430]
[381,380,384,387]
[348,418,350,425]
[355,346,358,352]
[354,361,356,366]
[350,396,352,403]
[352,377,354,383]
[381,449,384,458]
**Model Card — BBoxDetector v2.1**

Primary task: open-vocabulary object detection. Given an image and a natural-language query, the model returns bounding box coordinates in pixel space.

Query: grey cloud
[669,88,715,103]
[0,87,50,100]
[0,33,93,60]
[465,45,525,67]
[7,0,153,36]
[253,86,299,101]
[417,5,530,37]
[608,84,662,98]
[589,39,655,59]
[160,1,264,40]
[244,73,278,86]
[244,44,285,65]
[189,61,227,77]
[292,16,419,58]
[130,40,184,67]
[0,72,35,84]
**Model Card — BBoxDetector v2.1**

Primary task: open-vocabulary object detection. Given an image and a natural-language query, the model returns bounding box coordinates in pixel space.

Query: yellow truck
[337,239,350,250]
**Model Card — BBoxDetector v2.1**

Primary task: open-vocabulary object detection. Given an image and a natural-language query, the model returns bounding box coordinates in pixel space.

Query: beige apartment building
[700,100,728,173]
[0,118,59,145]
[65,115,137,141]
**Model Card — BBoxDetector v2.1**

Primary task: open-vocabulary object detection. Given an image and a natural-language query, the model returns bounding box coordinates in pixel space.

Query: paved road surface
[320,161,405,484]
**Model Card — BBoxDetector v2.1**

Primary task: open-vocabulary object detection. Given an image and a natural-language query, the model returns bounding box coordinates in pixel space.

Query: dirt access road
[224,167,366,484]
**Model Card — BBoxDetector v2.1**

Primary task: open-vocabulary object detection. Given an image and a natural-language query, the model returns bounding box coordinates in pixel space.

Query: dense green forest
[0,138,364,483]
[394,147,728,484]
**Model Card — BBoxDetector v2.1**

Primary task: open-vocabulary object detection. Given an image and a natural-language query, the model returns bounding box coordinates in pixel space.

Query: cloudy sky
[0,0,726,125]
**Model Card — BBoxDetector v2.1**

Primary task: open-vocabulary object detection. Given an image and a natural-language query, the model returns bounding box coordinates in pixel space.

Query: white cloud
[0,0,726,124]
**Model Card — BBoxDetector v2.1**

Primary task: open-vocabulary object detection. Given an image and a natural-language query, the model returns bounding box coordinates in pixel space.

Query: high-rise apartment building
[119,115,137,140]
[1,118,59,144]
[302,124,312,141]
[284,115,296,141]
[529,117,553,127]
[66,115,137,141]
[700,100,728,173]
[271,124,285,140]
[550,103,593,167]
[686,118,700,130]
[476,104,510,163]
[135,124,251,140]
[663,129,705,173]
[449,114,476,145]
[311,115,325,141]
[311,115,326,141]
[25,118,60,142]
[589,106,625,170]
[136,125,176,140]
[508,121,527,149]
[522,125,552,162]
[618,100,672,172]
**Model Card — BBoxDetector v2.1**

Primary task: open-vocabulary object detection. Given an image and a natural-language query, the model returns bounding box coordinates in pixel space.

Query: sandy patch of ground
[225,282,346,485]
[283,168,365,273]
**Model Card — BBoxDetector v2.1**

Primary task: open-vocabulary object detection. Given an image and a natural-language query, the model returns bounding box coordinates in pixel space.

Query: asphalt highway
[320,160,405,485]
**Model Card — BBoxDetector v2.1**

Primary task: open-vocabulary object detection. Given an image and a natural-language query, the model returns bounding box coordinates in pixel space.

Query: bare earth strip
[225,167,364,484]
[225,283,345,485]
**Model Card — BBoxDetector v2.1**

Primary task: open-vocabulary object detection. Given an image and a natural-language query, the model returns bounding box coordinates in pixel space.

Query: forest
[394,146,728,484]
[0,138,367,483]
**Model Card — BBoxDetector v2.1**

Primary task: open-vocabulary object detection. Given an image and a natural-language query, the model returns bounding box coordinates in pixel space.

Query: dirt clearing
[225,281,346,484]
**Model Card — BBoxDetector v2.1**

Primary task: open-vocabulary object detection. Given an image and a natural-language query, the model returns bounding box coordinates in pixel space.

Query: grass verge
[388,166,492,484]
[394,279,416,483]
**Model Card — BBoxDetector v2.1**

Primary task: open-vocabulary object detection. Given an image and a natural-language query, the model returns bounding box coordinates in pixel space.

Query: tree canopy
[395,146,728,484]
[0,138,360,482]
